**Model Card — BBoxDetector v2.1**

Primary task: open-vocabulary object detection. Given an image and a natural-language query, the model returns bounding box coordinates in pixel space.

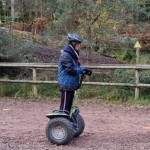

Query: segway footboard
[46,110,70,119]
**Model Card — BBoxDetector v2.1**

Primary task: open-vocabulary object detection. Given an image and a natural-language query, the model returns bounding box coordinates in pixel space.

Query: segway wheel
[74,114,85,137]
[46,117,74,145]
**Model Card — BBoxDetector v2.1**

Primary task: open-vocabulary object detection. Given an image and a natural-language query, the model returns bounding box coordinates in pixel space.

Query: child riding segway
[45,34,92,145]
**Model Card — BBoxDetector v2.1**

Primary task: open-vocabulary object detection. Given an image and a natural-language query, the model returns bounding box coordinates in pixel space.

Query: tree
[1,0,150,58]
[11,0,14,23]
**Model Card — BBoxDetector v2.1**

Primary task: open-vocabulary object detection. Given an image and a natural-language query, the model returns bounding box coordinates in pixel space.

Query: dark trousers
[60,90,75,113]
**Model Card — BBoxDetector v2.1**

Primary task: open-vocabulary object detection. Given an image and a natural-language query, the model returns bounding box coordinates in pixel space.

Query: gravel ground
[0,98,150,150]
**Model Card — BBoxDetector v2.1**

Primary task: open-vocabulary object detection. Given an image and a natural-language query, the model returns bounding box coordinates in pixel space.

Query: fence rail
[0,63,150,99]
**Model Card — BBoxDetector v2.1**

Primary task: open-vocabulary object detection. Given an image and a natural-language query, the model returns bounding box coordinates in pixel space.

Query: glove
[83,68,92,76]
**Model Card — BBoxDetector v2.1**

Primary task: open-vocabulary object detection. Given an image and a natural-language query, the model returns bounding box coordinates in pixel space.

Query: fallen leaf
[3,109,10,111]
[143,126,150,130]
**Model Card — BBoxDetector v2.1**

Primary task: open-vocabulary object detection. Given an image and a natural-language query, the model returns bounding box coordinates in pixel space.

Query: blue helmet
[67,33,83,43]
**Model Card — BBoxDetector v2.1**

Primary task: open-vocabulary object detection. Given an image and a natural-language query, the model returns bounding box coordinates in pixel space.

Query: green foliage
[113,69,135,83]
[0,69,150,103]
[0,60,149,103]
[38,0,150,55]
[90,69,136,84]
[37,84,60,99]
[140,53,150,64]
[0,83,33,98]
[0,83,149,104]
[1,0,150,62]
[0,83,60,99]
[112,49,136,62]
[0,0,149,104]
[0,30,44,62]
[127,99,150,105]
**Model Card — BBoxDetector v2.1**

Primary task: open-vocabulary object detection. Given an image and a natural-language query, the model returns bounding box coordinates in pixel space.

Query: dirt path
[0,98,150,150]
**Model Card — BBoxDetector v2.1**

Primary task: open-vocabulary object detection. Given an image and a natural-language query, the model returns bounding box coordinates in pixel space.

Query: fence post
[134,41,141,100]
[32,68,37,97]
[135,69,139,99]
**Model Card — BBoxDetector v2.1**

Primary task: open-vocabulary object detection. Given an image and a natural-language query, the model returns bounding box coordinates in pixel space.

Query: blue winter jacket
[58,45,85,91]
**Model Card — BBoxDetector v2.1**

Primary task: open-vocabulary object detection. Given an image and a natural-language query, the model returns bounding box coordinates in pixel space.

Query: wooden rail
[0,63,150,99]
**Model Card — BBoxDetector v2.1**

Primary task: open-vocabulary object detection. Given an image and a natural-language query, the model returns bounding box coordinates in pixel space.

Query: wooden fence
[0,63,150,99]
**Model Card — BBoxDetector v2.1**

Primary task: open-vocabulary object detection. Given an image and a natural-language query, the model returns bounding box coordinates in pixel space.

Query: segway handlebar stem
[78,74,86,89]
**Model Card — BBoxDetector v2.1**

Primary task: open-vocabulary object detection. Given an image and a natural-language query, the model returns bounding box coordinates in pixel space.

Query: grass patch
[0,83,33,98]
[0,83,149,105]
[127,99,150,105]
[0,83,60,99]
[37,84,60,99]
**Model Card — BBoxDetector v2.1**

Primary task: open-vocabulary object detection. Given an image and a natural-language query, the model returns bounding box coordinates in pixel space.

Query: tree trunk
[86,0,92,64]
[11,0,15,24]
[40,0,43,18]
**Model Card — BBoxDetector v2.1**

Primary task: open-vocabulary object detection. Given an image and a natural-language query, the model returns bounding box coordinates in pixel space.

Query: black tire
[74,114,85,137]
[46,117,74,145]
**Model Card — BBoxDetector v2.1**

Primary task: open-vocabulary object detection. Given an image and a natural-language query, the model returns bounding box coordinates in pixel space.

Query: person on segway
[58,33,92,114]
[45,33,92,145]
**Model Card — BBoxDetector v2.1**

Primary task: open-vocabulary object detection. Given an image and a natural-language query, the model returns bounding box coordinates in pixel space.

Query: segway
[45,74,86,145]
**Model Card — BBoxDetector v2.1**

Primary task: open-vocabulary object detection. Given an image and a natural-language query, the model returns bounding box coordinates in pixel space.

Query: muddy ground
[0,98,150,150]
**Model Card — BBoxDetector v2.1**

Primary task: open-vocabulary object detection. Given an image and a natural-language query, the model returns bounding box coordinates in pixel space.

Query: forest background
[0,0,150,103]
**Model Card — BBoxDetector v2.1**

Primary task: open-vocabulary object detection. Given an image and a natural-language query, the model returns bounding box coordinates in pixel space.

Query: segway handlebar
[79,69,92,88]
[78,74,86,88]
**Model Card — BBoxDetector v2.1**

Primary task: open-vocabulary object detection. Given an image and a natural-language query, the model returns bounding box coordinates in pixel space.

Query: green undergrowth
[0,83,60,99]
[0,83,149,105]
[0,69,149,105]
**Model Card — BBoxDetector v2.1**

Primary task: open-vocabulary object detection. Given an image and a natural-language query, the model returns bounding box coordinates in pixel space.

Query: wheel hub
[52,125,66,140]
